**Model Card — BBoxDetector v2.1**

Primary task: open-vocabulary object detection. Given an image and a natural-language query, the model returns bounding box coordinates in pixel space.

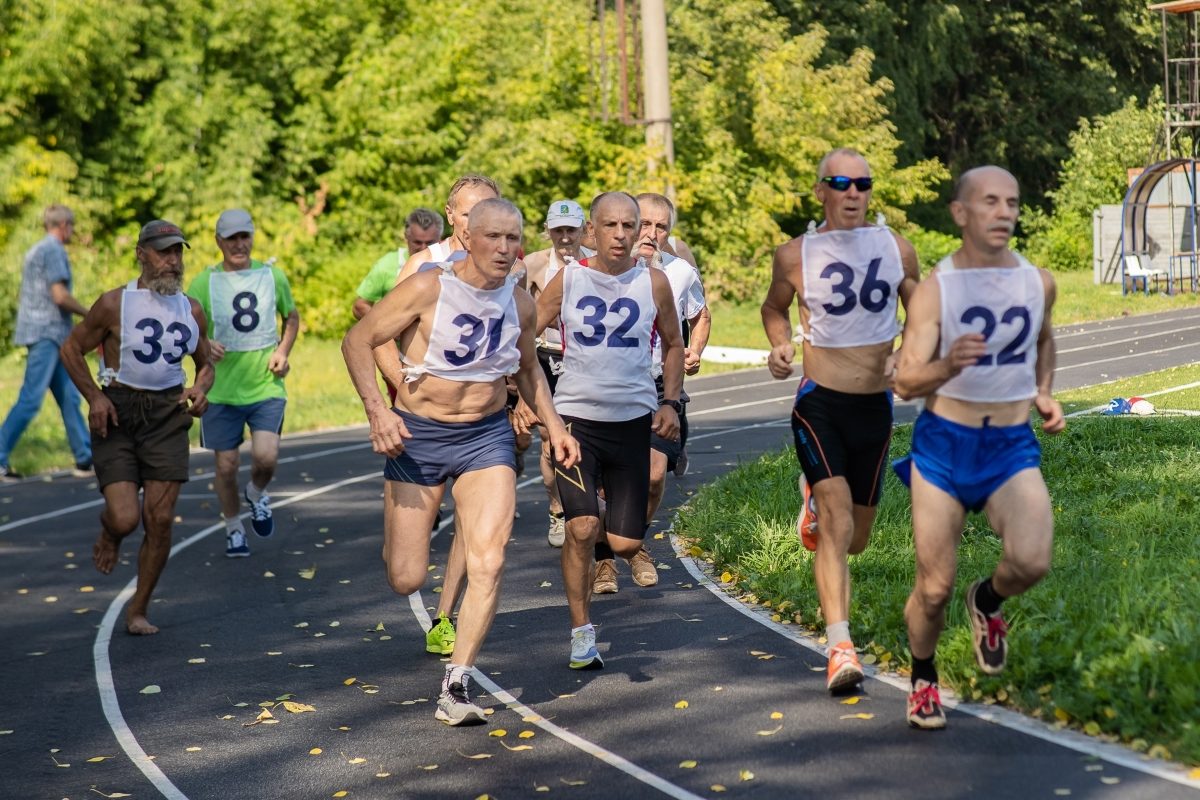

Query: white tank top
[935,254,1044,403]
[400,264,521,383]
[650,253,706,378]
[209,267,278,351]
[537,249,571,351]
[554,260,658,421]
[115,280,200,390]
[800,225,903,347]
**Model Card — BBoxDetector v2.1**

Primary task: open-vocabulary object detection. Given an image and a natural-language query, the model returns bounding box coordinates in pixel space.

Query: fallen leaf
[233,702,249,707]
[329,621,340,627]
[770,711,783,719]
[310,748,322,755]
[299,566,316,580]
[140,685,161,695]
[312,632,326,638]
[87,756,113,762]
[535,785,550,792]
[653,532,665,539]
[374,622,386,632]
[749,650,768,656]
[379,635,392,641]
[375,772,390,778]
[263,571,275,578]
[840,697,862,705]
[294,622,309,628]
[720,572,732,583]
[44,596,58,603]
[499,742,533,751]
[79,586,95,593]
[0,730,12,735]
[459,752,492,760]
[488,729,507,738]
[739,770,754,781]
[757,654,776,660]
[187,658,206,664]
[674,700,689,709]
[679,760,698,768]
[861,654,877,665]
[339,580,351,584]
[333,793,348,798]
[560,779,587,786]
[347,757,367,764]
[756,725,783,736]
[291,663,315,668]
[711,785,727,793]
[1054,791,1071,797]
[282,701,315,713]
[538,581,552,588]
[1100,777,1120,785]
[1190,768,1200,780]
[839,713,875,720]
[89,792,132,799]
[185,747,201,752]
[518,730,535,739]
[344,677,358,685]
[419,764,438,770]
[219,715,233,720]
[1054,707,1070,723]
[266,651,282,656]
[276,693,295,701]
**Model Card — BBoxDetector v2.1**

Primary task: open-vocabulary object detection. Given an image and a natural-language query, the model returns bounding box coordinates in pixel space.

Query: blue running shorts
[384,408,515,486]
[893,410,1042,512]
[199,397,287,452]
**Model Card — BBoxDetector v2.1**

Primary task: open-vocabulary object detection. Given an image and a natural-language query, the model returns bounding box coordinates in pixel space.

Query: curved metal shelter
[1120,157,1200,293]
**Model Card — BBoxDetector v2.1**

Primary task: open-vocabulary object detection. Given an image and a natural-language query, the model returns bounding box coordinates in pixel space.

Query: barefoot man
[60,220,212,635]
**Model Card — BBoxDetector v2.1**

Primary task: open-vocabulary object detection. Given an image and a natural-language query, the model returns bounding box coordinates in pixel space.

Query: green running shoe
[426,614,456,656]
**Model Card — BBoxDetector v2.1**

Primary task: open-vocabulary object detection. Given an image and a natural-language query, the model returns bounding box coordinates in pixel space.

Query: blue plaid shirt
[14,235,73,346]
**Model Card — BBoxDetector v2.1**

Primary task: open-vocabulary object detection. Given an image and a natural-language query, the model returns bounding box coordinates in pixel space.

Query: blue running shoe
[225,529,250,558]
[569,627,604,670]
[245,488,275,538]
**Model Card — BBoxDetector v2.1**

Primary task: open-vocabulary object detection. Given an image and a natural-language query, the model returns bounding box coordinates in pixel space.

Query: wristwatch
[659,399,682,413]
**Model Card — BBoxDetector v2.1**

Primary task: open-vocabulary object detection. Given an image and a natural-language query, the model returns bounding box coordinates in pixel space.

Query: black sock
[595,540,614,561]
[911,655,938,686]
[974,577,1006,616]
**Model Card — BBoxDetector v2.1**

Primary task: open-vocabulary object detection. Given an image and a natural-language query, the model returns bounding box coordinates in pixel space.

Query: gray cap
[137,219,190,250]
[215,208,255,238]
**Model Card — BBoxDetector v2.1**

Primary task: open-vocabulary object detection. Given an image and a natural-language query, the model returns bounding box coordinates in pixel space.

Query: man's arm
[533,269,566,338]
[50,282,88,317]
[60,291,120,437]
[684,306,711,375]
[650,269,684,441]
[761,239,801,380]
[892,278,985,400]
[352,297,374,320]
[895,235,922,310]
[180,299,214,417]
[1034,269,1065,434]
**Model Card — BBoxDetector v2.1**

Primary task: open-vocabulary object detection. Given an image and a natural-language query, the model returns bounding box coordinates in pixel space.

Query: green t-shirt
[186,259,297,405]
[355,247,409,303]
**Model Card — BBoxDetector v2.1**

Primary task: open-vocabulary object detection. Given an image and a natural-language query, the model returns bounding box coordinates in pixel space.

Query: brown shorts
[92,385,193,489]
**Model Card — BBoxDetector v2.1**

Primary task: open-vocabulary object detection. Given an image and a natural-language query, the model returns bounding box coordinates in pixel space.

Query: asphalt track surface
[3,307,1200,800]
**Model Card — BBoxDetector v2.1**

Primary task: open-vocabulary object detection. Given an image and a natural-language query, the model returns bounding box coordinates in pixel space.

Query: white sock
[826,621,852,647]
[246,483,265,502]
[444,663,470,687]
[571,623,595,637]
[223,516,244,535]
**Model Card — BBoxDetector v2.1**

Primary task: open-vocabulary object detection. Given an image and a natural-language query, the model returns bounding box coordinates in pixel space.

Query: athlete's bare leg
[126,479,183,635]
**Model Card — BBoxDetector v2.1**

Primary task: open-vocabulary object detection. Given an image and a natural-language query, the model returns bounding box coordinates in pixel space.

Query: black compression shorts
[554,414,651,539]
[790,379,892,507]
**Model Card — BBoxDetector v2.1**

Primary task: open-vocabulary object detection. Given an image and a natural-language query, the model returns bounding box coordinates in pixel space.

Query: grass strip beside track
[675,371,1200,766]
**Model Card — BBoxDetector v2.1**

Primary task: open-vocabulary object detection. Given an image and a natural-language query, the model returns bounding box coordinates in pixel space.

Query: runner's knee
[913,575,954,614]
[102,508,140,537]
[386,566,426,596]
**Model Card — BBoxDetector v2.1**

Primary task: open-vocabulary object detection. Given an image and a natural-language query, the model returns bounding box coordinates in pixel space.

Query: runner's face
[637,201,671,259]
[952,169,1019,253]
[138,244,185,295]
[216,231,253,270]
[447,186,499,243]
[815,153,872,230]
[547,224,583,258]
[404,223,442,255]
[465,209,522,284]
[591,197,639,266]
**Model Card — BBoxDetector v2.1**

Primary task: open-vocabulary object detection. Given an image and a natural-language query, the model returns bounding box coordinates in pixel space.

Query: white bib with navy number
[401,265,521,383]
[554,259,657,421]
[115,280,200,390]
[210,267,277,351]
[936,254,1044,403]
[800,225,903,347]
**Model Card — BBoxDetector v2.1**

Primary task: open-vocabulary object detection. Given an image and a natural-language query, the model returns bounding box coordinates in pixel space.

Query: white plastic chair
[1124,254,1167,294]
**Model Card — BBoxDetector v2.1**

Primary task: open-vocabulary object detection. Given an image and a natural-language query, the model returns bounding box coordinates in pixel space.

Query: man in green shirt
[351,208,444,320]
[186,209,300,557]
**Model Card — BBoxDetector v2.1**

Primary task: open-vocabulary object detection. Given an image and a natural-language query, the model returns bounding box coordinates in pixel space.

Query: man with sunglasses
[761,147,920,694]
[892,166,1062,729]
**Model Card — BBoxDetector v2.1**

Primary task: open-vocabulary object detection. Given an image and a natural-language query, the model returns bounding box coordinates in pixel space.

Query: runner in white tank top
[533,191,686,671]
[59,219,213,637]
[893,166,1064,730]
[344,198,579,726]
[761,148,921,694]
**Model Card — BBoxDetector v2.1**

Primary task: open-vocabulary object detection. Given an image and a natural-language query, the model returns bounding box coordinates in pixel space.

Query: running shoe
[547,512,566,548]
[628,547,659,587]
[797,473,818,552]
[673,447,690,477]
[593,559,619,594]
[826,640,864,692]
[435,673,486,726]
[965,580,1008,675]
[0,464,23,480]
[907,679,947,730]
[426,614,456,656]
[73,460,94,478]
[569,627,604,670]
[244,487,275,538]
[225,529,250,558]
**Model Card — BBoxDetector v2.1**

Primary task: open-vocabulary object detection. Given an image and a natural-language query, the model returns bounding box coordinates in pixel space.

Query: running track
[2,308,1200,799]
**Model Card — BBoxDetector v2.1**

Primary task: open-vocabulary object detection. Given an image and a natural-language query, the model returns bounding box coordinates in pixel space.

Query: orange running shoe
[796,473,818,552]
[826,640,864,692]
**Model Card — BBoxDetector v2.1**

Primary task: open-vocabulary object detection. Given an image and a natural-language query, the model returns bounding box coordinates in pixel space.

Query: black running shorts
[554,414,651,539]
[790,379,892,507]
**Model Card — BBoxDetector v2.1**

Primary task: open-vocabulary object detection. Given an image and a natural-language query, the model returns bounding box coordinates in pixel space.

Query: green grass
[675,400,1200,764]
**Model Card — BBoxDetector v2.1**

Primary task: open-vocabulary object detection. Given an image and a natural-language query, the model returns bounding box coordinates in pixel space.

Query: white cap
[216,208,255,238]
[545,199,585,229]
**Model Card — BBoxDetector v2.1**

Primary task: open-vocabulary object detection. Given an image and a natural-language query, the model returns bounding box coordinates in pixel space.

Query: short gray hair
[405,207,444,235]
[635,192,675,230]
[447,174,501,210]
[43,204,74,229]
[467,197,524,230]
[816,147,868,180]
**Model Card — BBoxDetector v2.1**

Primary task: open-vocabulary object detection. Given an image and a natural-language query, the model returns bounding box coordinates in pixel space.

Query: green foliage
[676,415,1200,764]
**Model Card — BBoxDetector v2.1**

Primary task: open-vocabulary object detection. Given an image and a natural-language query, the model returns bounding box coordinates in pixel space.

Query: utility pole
[640,0,674,190]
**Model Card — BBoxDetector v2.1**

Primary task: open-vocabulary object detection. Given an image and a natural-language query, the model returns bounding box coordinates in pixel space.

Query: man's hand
[683,347,702,376]
[268,348,290,377]
[510,398,540,435]
[368,407,412,457]
[209,340,227,363]
[651,405,680,442]
[767,343,795,380]
[1035,392,1065,435]
[88,394,120,438]
[550,430,581,469]
[943,333,987,377]
[179,386,209,418]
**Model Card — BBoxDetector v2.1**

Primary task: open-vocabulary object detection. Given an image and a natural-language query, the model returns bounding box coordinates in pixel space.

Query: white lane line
[1056,312,1200,339]
[684,378,780,398]
[669,540,1200,790]
[94,471,380,800]
[1056,340,1200,372]
[688,395,793,416]
[1057,323,1200,354]
[405,477,706,800]
[0,441,370,533]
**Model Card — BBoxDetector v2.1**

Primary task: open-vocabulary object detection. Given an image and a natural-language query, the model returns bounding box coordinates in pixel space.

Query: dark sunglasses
[820,175,873,192]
